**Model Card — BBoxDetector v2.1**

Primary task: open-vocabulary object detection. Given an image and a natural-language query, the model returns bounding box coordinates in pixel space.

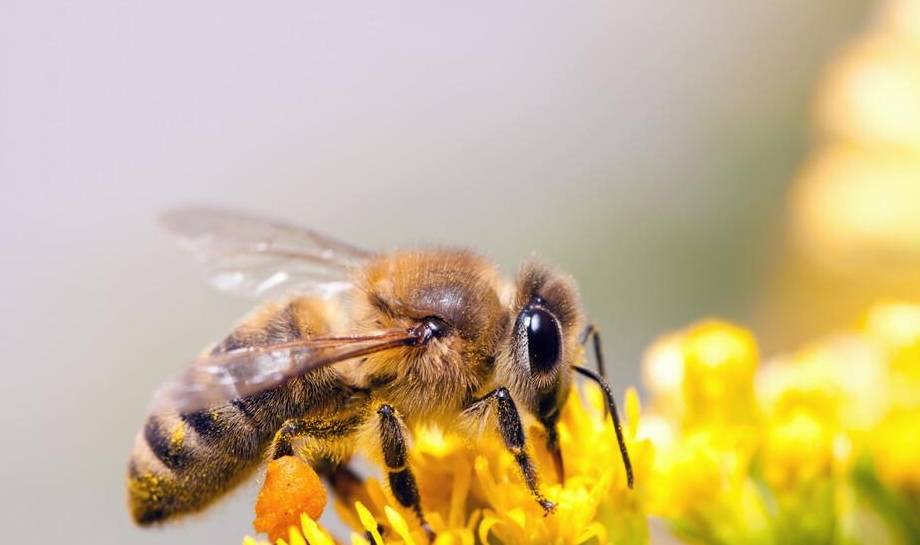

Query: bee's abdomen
[128,373,349,524]
[128,297,352,525]
[127,402,266,524]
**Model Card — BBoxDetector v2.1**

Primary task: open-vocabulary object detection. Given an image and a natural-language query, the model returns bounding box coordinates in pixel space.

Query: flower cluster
[640,303,920,545]
[792,0,920,266]
[244,382,651,545]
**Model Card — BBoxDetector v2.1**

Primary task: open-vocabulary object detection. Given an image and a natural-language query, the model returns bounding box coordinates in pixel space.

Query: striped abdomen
[127,298,352,524]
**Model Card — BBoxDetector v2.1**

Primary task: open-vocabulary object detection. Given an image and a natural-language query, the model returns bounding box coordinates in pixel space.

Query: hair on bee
[127,207,634,536]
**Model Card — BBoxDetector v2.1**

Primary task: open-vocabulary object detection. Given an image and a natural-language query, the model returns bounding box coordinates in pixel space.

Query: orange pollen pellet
[253,456,328,542]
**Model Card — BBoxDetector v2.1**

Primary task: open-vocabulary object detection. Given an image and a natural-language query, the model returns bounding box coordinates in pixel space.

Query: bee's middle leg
[376,404,434,540]
[466,387,556,513]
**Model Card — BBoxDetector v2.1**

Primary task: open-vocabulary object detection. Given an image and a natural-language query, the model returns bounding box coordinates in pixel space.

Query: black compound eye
[523,307,562,375]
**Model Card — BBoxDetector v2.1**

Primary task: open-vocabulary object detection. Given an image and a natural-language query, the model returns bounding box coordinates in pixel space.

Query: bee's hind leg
[319,462,367,505]
[465,387,556,514]
[270,415,364,460]
[376,404,435,542]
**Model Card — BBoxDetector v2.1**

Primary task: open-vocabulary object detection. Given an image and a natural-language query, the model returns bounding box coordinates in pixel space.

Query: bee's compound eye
[523,307,561,375]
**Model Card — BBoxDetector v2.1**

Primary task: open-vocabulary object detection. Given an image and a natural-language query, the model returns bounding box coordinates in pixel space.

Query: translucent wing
[160,206,374,299]
[151,329,420,414]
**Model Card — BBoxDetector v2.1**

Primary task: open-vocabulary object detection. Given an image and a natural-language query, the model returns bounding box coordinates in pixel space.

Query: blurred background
[4,0,916,542]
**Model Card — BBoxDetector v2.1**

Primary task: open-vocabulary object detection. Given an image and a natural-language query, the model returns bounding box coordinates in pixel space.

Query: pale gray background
[1,1,870,543]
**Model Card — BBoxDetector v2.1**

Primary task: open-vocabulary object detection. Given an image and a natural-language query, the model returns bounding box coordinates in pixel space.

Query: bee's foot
[539,498,557,515]
[421,522,436,543]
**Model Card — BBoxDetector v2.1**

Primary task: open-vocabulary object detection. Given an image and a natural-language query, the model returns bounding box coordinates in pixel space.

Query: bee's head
[499,260,585,419]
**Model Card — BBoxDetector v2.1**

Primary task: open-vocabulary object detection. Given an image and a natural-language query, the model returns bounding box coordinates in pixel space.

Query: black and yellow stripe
[127,297,353,525]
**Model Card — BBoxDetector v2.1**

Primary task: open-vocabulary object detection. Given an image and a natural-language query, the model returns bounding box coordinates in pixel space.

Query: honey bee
[127,207,633,534]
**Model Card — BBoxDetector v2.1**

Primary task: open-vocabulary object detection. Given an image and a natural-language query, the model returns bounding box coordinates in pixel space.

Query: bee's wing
[160,206,375,299]
[151,330,418,415]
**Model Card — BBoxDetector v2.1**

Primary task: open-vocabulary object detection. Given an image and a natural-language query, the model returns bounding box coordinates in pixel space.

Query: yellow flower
[643,320,760,429]
[791,0,920,268]
[864,301,920,405]
[680,321,759,429]
[873,408,920,491]
[641,321,770,544]
[767,2,920,536]
[641,321,764,531]
[816,35,920,153]
[862,302,920,494]
[243,383,650,545]
[791,145,920,264]
[641,304,920,545]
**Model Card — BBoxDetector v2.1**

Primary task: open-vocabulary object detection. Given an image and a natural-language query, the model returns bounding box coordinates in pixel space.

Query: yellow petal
[506,507,526,528]
[287,526,307,545]
[384,505,417,545]
[477,514,502,545]
[448,457,472,528]
[465,509,482,532]
[574,521,608,545]
[300,514,334,545]
[625,387,641,434]
[350,532,371,545]
[355,502,383,545]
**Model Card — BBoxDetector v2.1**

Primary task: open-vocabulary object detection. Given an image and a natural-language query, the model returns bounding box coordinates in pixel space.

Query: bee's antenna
[578,324,607,380]
[572,365,634,489]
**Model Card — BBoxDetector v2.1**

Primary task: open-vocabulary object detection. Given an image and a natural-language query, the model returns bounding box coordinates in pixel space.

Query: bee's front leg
[540,414,564,484]
[375,404,435,542]
[466,388,556,514]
